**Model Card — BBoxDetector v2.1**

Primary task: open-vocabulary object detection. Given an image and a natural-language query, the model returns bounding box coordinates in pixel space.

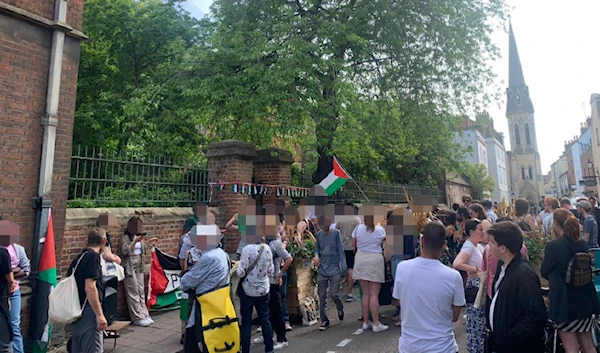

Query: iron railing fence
[330,180,442,204]
[68,146,211,208]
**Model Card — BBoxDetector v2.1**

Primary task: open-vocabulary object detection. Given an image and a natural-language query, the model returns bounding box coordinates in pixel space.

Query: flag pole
[351,178,370,203]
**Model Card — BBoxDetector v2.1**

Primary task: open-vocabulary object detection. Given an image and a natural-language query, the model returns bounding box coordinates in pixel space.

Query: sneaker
[346,294,355,302]
[392,315,400,322]
[319,322,329,331]
[338,308,344,321]
[133,318,151,327]
[253,336,266,344]
[146,316,155,325]
[372,322,389,333]
[256,326,262,333]
[273,341,289,351]
[361,322,372,331]
[285,322,292,331]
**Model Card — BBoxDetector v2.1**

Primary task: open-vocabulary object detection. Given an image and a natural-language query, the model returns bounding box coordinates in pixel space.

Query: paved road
[249,290,467,353]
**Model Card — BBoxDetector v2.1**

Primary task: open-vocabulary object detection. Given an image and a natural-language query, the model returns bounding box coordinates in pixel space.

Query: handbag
[235,245,265,296]
[474,249,490,309]
[101,256,125,282]
[49,251,90,324]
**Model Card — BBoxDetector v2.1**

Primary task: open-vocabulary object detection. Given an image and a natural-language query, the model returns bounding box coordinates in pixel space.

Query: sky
[187,0,600,174]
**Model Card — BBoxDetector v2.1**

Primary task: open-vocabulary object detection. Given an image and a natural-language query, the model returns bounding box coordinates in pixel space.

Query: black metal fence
[68,146,211,208]
[331,180,442,204]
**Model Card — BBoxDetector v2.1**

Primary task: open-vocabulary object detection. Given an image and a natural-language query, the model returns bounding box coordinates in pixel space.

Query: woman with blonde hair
[542,208,600,353]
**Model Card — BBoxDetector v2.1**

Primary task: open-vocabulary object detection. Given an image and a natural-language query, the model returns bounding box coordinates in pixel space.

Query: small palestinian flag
[148,247,182,311]
[314,156,350,196]
[29,210,57,353]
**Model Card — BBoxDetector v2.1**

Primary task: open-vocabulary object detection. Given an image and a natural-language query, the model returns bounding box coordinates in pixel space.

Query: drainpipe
[28,0,67,350]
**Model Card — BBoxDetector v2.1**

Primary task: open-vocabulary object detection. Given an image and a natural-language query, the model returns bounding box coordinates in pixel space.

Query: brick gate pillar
[206,140,257,253]
[254,147,294,206]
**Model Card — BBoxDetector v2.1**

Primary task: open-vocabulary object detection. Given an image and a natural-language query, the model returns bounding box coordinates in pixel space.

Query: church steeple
[506,21,534,115]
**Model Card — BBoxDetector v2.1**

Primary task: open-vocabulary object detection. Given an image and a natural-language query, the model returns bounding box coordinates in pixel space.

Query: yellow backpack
[194,283,240,353]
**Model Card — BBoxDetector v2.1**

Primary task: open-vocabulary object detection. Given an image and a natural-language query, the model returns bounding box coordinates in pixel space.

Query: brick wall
[207,141,256,253]
[254,148,293,206]
[0,0,84,263]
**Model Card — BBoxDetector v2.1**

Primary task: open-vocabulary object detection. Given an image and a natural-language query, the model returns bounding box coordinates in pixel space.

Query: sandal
[103,331,120,339]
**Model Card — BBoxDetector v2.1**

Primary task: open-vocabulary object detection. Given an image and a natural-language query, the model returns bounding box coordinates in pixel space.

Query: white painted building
[455,130,489,172]
[485,137,510,203]
[568,126,591,198]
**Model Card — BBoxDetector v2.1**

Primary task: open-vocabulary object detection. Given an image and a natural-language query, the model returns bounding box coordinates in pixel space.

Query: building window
[521,167,525,180]
[525,124,531,146]
[529,166,533,180]
[515,125,521,148]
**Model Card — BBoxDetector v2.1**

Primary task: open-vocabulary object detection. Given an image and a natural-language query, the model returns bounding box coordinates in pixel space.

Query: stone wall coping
[255,148,294,164]
[66,207,193,221]
[206,140,258,159]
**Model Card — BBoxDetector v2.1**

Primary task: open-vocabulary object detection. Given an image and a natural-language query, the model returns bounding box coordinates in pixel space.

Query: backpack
[193,283,240,353]
[49,251,90,324]
[565,241,594,288]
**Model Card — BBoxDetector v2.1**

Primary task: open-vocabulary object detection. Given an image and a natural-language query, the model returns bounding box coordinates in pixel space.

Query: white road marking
[351,328,364,336]
[337,339,352,347]
[327,351,336,353]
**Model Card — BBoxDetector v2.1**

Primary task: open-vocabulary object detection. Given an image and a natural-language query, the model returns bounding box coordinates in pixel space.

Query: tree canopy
[74,0,507,186]
[464,163,496,200]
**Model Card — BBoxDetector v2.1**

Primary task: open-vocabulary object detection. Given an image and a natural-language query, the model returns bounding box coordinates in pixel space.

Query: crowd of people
[413,194,600,353]
[3,190,600,353]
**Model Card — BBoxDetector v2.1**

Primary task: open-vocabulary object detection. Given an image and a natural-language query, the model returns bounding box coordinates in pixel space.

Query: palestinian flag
[148,247,182,311]
[29,210,57,353]
[314,156,351,195]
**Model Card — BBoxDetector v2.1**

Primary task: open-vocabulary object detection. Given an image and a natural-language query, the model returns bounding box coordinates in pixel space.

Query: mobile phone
[141,232,147,236]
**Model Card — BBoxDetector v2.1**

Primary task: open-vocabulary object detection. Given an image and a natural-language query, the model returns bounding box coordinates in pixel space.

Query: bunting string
[209,182,310,197]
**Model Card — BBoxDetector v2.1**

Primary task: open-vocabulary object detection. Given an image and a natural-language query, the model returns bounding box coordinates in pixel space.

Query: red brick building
[0,0,86,338]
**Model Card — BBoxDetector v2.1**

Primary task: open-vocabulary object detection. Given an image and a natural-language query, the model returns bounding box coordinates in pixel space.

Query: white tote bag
[48,252,89,324]
[101,257,125,282]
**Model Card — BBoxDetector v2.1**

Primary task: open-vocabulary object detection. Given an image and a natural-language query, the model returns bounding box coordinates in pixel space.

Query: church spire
[506,21,534,115]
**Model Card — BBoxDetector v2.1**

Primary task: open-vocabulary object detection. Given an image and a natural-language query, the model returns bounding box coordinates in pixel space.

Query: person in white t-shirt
[453,219,486,353]
[352,216,388,333]
[393,222,465,353]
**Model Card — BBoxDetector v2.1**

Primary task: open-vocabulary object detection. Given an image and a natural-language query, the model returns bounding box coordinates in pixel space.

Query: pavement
[105,285,467,353]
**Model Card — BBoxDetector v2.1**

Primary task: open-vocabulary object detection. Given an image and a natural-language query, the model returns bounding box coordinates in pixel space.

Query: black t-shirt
[0,247,11,314]
[67,249,103,307]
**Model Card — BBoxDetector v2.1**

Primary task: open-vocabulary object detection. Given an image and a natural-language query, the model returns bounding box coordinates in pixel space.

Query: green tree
[75,0,206,160]
[196,0,507,182]
[463,163,496,199]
